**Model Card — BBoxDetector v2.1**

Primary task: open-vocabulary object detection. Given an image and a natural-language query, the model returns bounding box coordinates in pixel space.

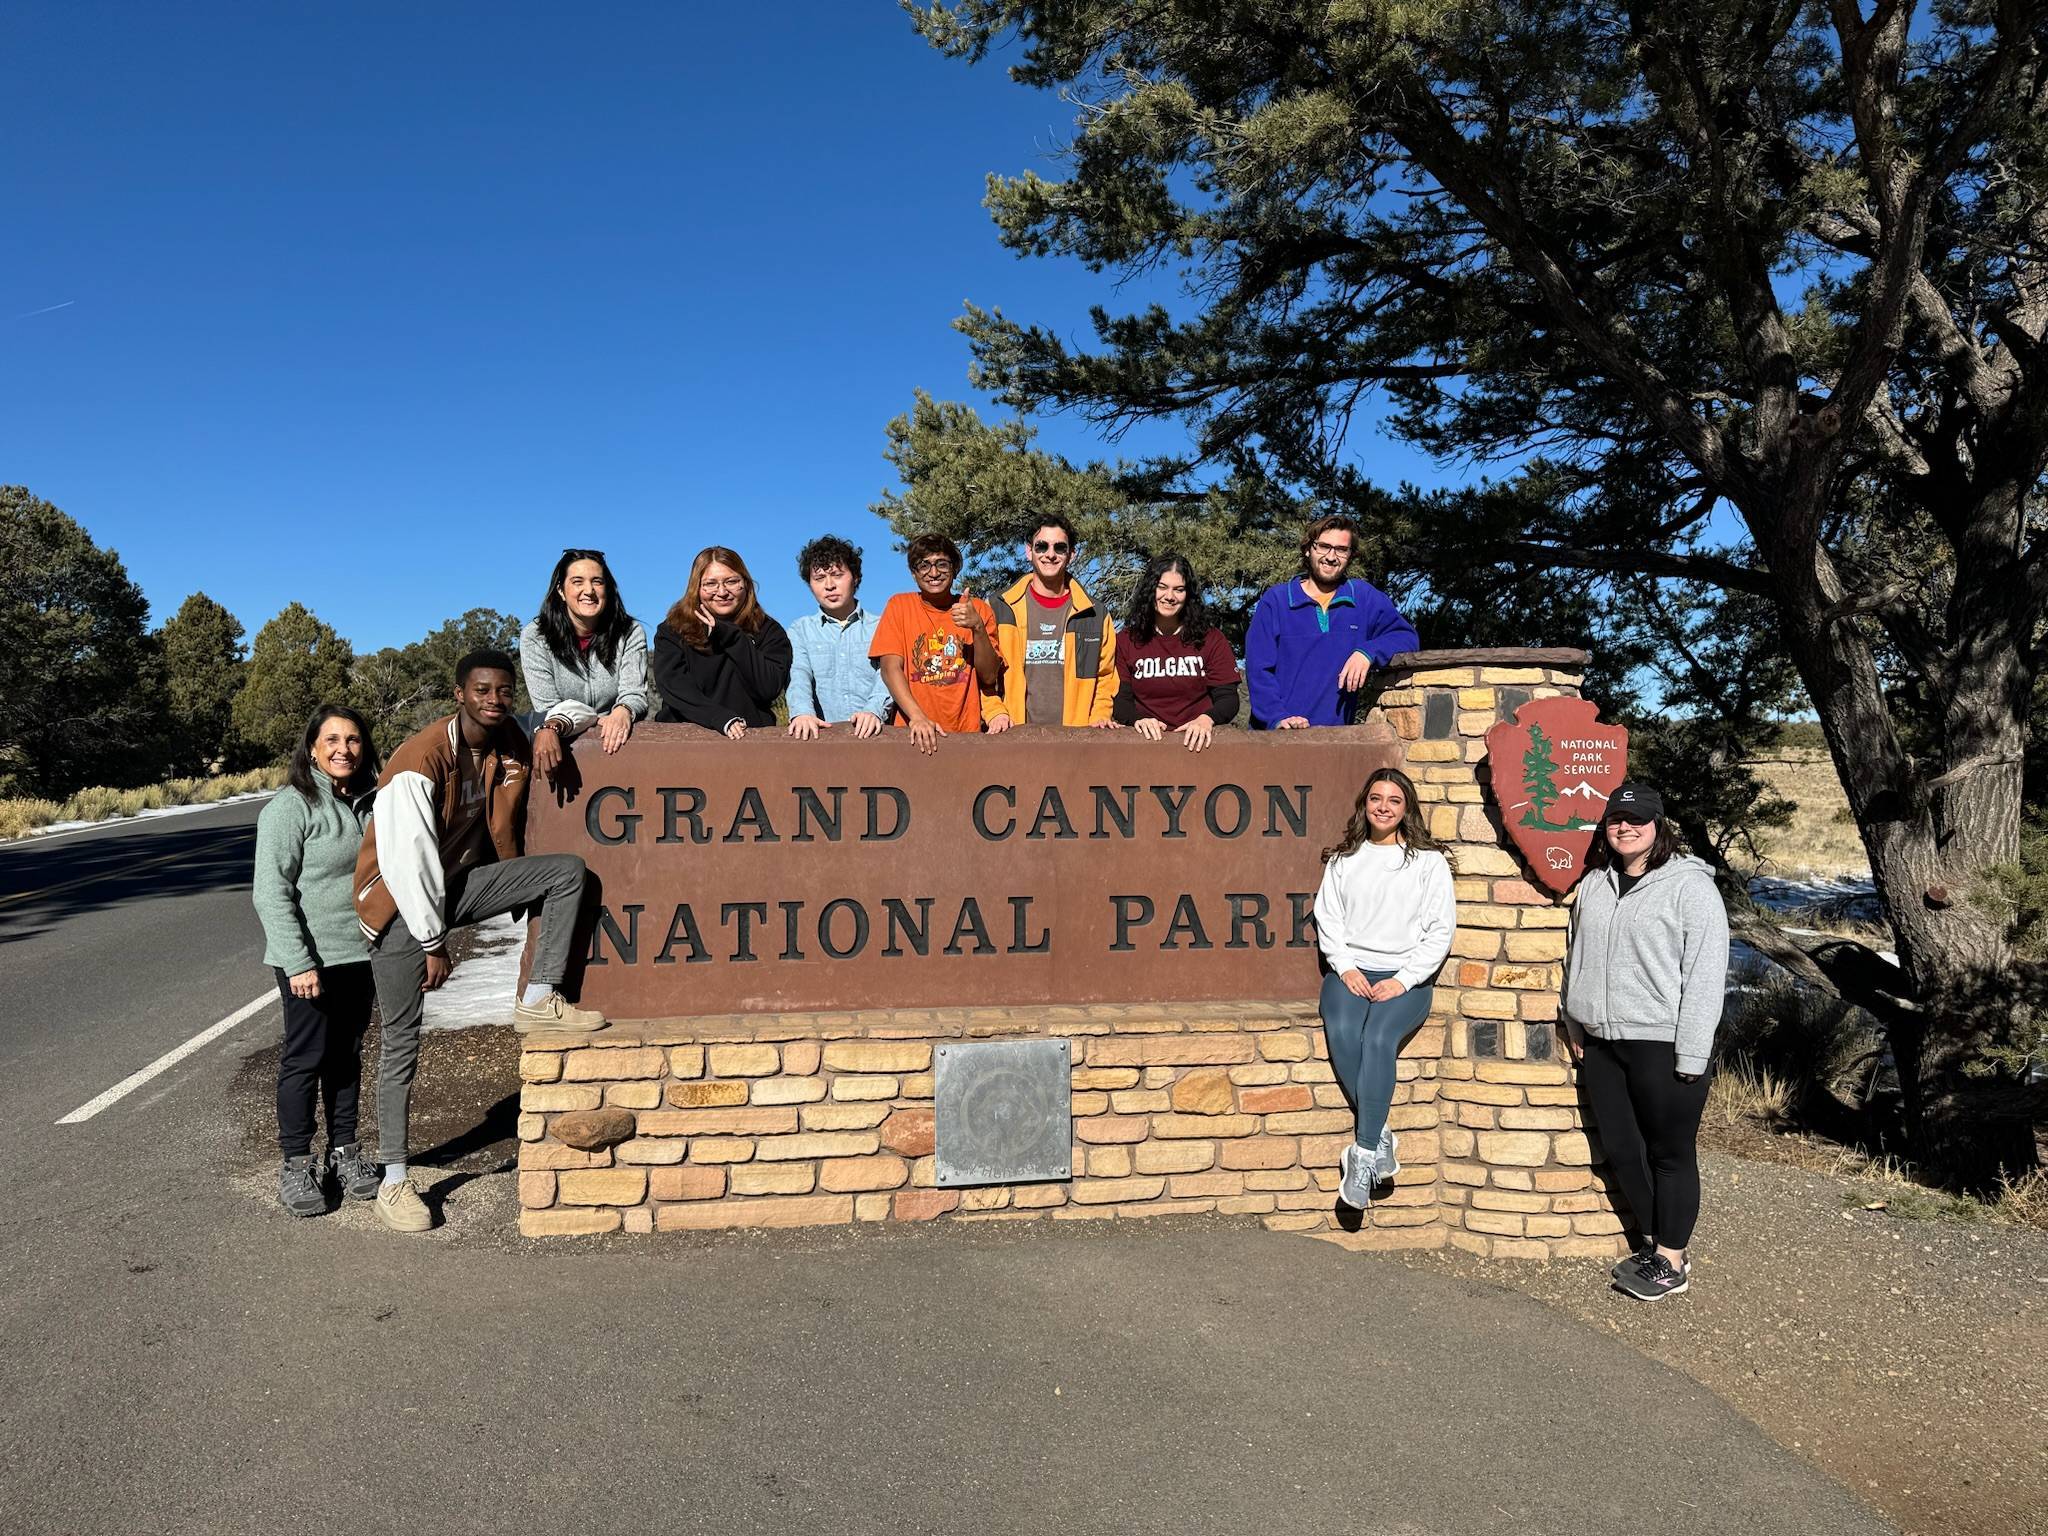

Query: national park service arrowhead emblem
[1483,697,1629,895]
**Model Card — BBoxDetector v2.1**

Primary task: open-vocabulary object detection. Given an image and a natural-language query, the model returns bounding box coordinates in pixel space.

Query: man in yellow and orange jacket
[982,516,1120,730]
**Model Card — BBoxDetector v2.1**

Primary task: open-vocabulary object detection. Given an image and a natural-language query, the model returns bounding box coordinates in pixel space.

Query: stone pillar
[1364,649,1628,1259]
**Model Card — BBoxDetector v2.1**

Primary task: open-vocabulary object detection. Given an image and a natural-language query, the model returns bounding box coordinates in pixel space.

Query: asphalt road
[0,801,1894,1536]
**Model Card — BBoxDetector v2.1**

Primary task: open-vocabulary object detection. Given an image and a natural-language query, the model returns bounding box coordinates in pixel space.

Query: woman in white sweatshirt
[1314,766,1458,1211]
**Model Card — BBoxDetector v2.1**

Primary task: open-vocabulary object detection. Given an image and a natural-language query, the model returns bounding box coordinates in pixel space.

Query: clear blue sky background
[3,1,1437,651]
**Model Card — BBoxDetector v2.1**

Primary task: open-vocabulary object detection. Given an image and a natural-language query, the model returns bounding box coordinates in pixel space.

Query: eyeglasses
[700,578,745,593]
[913,558,954,575]
[1032,540,1070,555]
[1309,540,1353,558]
[562,548,607,560]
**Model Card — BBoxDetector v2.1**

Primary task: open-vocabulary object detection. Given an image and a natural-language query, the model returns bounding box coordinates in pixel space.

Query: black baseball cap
[1603,781,1663,824]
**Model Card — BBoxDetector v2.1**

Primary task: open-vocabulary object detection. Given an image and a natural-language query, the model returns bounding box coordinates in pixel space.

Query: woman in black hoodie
[652,546,792,737]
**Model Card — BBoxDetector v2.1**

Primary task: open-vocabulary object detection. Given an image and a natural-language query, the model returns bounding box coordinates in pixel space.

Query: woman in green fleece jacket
[251,705,382,1218]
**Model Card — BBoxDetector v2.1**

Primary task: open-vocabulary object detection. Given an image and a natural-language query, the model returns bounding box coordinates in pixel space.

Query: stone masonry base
[517,1000,1630,1258]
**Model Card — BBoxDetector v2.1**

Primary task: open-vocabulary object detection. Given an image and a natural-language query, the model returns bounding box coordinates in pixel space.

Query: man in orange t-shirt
[870,533,1002,754]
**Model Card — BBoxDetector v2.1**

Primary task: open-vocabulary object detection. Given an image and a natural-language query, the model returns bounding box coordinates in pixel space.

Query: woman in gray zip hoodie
[1561,781,1728,1302]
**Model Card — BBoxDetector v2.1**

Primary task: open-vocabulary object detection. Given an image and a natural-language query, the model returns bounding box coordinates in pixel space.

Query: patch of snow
[1748,872,1882,923]
[423,915,527,1034]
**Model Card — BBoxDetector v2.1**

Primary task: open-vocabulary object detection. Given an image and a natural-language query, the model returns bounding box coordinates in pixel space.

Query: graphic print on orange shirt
[910,626,969,688]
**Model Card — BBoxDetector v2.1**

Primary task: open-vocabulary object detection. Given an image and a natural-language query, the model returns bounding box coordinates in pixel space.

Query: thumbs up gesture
[951,589,984,633]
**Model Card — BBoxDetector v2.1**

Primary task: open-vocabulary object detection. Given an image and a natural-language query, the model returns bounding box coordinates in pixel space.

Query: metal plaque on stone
[933,1038,1073,1187]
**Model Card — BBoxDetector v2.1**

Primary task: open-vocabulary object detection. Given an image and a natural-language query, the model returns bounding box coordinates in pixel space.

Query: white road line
[56,990,277,1125]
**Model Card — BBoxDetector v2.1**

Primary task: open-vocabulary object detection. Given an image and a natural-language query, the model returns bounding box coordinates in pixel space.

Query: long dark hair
[1587,815,1681,872]
[1122,553,1213,647]
[1322,766,1454,868]
[666,546,769,652]
[537,548,633,672]
[288,704,379,804]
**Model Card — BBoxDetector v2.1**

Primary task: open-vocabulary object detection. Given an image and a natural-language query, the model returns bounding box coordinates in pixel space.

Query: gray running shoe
[327,1143,383,1202]
[1611,1243,1654,1281]
[1373,1128,1400,1183]
[1615,1252,1691,1301]
[278,1155,325,1218]
[1337,1141,1375,1210]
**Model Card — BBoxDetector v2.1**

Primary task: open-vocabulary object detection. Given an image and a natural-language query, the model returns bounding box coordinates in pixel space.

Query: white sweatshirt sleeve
[374,769,448,953]
[1313,855,1354,974]
[1395,853,1457,990]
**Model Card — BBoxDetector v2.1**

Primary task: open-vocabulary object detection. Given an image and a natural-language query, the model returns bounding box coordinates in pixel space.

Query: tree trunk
[1754,483,2038,1186]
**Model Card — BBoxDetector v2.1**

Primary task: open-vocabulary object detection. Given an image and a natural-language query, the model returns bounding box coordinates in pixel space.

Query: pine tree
[159,592,247,775]
[233,603,356,763]
[1520,724,1560,830]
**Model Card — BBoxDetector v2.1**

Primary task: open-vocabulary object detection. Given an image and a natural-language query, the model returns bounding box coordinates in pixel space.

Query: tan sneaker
[512,991,608,1033]
[376,1178,432,1233]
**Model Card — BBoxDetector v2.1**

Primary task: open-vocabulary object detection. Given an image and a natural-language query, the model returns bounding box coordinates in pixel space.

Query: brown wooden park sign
[526,722,1403,1017]
[1482,697,1630,895]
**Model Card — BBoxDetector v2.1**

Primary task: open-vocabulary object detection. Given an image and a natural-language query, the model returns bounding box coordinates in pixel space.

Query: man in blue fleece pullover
[1245,515,1419,728]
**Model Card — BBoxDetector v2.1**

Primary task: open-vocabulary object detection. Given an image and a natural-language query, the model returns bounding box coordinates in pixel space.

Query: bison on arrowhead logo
[1483,697,1629,895]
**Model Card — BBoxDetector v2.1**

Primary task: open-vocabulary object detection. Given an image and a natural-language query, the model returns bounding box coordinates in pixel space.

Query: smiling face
[456,667,517,732]
[1603,814,1657,867]
[913,552,956,598]
[1152,568,1188,626]
[700,561,747,619]
[559,558,609,632]
[807,561,857,618]
[1364,778,1407,841]
[1306,527,1355,587]
[1029,525,1073,587]
[312,714,364,784]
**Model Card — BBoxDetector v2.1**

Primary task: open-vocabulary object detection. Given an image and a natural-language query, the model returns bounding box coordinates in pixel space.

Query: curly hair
[797,535,863,588]
[664,547,767,652]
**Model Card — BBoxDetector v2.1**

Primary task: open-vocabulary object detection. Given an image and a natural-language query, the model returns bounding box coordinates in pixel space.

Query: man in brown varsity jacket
[353,648,604,1232]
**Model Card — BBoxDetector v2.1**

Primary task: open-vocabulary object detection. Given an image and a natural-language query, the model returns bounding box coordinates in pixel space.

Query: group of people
[506,512,1421,761]
[251,515,1728,1303]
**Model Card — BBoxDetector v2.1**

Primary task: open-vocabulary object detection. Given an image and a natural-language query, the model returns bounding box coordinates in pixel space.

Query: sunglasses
[562,547,607,560]
[1032,540,1071,554]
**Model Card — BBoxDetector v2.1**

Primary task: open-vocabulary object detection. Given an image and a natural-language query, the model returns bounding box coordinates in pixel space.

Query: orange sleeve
[869,596,907,659]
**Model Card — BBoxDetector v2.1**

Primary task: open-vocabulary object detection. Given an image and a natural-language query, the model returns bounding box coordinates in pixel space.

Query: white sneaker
[376,1178,432,1233]
[1338,1142,1375,1210]
[1374,1128,1400,1182]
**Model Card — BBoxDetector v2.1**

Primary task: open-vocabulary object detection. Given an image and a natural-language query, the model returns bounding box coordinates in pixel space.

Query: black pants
[1577,1035,1712,1250]
[274,962,375,1159]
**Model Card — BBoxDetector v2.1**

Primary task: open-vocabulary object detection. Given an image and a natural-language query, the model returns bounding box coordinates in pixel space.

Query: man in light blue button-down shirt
[786,535,894,739]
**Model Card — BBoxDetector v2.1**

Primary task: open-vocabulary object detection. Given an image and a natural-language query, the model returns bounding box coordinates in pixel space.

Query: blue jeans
[1318,969,1435,1149]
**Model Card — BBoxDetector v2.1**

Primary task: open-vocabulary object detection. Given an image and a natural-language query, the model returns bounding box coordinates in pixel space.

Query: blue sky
[3,2,1439,651]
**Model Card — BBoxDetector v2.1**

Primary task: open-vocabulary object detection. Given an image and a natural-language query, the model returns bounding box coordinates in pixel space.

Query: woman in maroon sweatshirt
[1112,553,1240,751]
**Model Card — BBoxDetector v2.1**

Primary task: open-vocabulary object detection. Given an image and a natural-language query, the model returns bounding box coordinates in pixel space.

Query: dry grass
[1707,1060,1793,1127]
[1747,748,1869,876]
[0,765,287,841]
[1834,1152,2048,1228]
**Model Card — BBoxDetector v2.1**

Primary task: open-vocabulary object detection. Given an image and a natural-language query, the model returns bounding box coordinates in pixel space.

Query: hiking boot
[1373,1128,1400,1183]
[376,1177,433,1233]
[1615,1251,1691,1301]
[511,992,607,1033]
[1610,1243,1655,1281]
[1337,1141,1375,1210]
[278,1155,326,1218]
[327,1142,383,1202]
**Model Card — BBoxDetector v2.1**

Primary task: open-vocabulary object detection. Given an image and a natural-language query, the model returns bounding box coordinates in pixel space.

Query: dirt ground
[1395,1141,2048,1536]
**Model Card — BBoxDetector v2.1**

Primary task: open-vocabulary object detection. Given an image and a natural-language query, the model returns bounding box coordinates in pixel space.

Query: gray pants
[370,853,588,1164]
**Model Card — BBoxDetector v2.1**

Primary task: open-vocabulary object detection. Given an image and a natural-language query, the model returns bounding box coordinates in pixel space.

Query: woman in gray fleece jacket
[251,705,383,1217]
[1562,781,1728,1302]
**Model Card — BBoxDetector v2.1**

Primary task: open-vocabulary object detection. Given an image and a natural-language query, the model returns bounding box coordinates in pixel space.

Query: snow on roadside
[14,791,278,844]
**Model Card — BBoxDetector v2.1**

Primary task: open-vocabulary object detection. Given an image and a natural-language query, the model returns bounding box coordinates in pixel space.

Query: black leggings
[1576,1035,1711,1250]
[274,963,374,1158]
